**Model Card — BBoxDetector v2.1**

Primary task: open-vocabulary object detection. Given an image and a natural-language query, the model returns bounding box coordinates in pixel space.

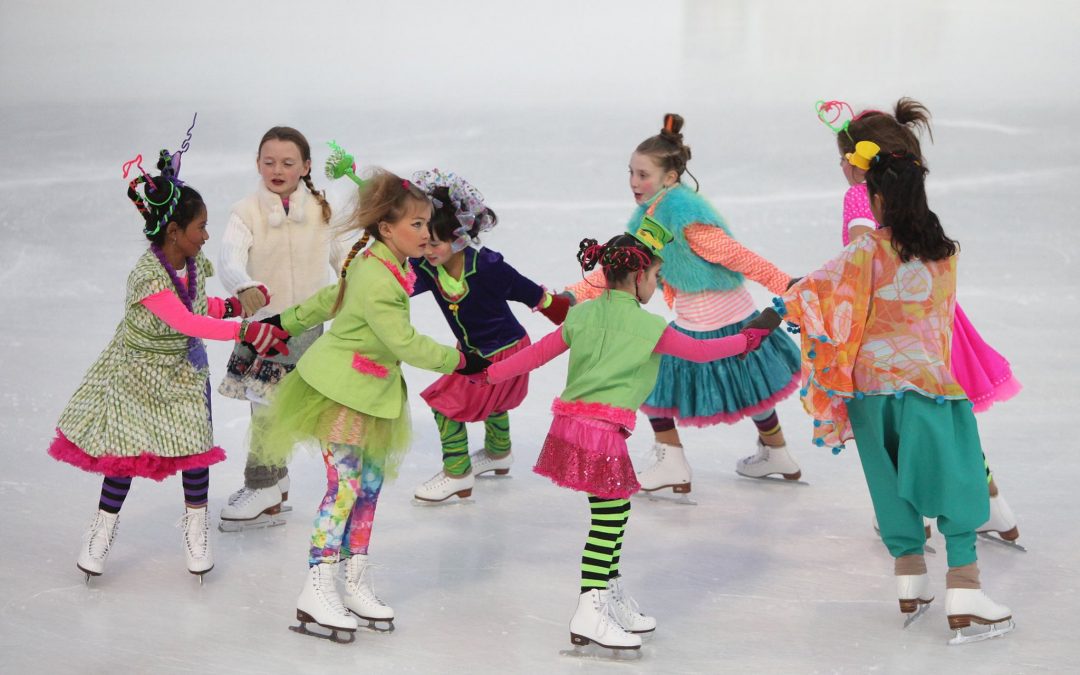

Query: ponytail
[330,231,372,315]
[302,173,333,224]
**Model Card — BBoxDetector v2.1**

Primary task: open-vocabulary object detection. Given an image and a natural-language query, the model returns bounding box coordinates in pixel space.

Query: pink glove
[242,321,291,357]
[740,328,772,356]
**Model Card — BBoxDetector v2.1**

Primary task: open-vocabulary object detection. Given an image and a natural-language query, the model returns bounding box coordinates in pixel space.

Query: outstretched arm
[141,291,241,341]
[486,327,569,383]
[652,325,770,361]
[685,224,792,295]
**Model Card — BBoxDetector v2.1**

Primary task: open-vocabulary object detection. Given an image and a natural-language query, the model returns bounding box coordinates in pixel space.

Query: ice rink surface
[1,1,1078,672]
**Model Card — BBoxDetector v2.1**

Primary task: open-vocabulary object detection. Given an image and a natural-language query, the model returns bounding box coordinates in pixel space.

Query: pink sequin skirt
[951,304,1021,413]
[421,337,531,422]
[534,414,640,499]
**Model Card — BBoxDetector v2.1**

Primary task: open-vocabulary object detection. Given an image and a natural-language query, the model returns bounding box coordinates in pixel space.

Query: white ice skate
[977,494,1024,551]
[944,588,1014,645]
[897,574,934,628]
[342,554,395,632]
[414,469,474,503]
[735,440,802,482]
[178,506,214,581]
[568,589,641,653]
[636,443,692,494]
[76,510,119,582]
[470,448,513,477]
[608,577,656,634]
[292,562,358,643]
[219,482,289,532]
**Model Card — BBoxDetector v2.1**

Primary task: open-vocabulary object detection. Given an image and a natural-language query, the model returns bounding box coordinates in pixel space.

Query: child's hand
[222,296,243,318]
[739,328,772,356]
[238,285,271,317]
[744,308,782,331]
[456,351,491,376]
[242,321,290,357]
[539,293,571,325]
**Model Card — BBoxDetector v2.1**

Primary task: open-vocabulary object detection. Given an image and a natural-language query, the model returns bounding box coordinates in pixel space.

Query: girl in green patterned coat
[49,146,291,583]
[251,169,489,641]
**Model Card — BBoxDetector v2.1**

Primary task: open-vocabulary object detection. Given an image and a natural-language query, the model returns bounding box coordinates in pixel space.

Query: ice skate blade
[218,514,289,533]
[562,637,642,660]
[978,532,1027,552]
[289,622,357,644]
[77,564,101,583]
[901,600,932,629]
[946,618,1015,645]
[349,612,395,633]
[475,470,512,479]
[411,493,475,506]
[637,490,697,506]
[736,473,809,486]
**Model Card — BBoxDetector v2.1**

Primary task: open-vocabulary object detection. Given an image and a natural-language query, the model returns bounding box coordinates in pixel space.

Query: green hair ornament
[325,140,366,187]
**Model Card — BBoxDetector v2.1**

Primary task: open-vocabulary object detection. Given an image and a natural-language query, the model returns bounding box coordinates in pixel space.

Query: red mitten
[538,293,571,325]
[740,327,772,356]
[242,321,291,357]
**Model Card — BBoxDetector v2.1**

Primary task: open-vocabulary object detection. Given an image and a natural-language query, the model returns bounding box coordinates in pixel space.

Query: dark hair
[128,151,206,247]
[635,113,699,191]
[258,126,332,224]
[839,98,933,164]
[865,152,957,263]
[577,234,658,286]
[427,185,498,244]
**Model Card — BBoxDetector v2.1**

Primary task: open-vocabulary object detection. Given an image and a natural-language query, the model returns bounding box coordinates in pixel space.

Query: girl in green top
[252,169,489,641]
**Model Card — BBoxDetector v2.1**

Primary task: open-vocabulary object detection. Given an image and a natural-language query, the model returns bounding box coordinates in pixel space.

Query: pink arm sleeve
[563,268,607,303]
[685,224,790,295]
[842,184,877,246]
[653,326,746,362]
[141,291,241,342]
[206,296,226,319]
[486,327,569,383]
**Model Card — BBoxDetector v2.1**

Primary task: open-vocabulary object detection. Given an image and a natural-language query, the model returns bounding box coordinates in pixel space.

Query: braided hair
[865,151,957,263]
[578,234,657,287]
[635,113,699,191]
[126,151,205,246]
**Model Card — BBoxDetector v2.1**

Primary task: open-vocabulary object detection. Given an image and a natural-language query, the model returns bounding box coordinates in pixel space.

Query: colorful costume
[841,183,1020,411]
[778,230,988,566]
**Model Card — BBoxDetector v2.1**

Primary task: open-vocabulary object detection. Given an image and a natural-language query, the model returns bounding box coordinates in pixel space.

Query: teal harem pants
[847,394,989,568]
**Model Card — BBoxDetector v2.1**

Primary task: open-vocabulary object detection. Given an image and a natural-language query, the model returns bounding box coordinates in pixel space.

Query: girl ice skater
[564,114,802,493]
[772,143,1013,644]
[217,126,351,531]
[488,220,771,651]
[408,168,569,502]
[251,169,490,641]
[817,97,1022,545]
[49,137,290,582]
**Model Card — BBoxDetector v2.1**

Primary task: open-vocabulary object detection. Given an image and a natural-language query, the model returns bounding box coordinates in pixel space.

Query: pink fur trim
[364,251,417,294]
[48,429,226,482]
[640,373,800,428]
[550,398,637,430]
[352,353,390,379]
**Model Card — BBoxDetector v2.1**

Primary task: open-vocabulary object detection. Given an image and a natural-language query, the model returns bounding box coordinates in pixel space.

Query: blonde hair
[331,169,431,314]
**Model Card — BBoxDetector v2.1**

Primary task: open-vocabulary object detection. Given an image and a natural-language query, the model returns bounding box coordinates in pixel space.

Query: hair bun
[661,113,684,139]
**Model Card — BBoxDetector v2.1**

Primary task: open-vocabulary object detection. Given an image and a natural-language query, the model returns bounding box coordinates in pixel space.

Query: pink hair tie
[402,179,411,190]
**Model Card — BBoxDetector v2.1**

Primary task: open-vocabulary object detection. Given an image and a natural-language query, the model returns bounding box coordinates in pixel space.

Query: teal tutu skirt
[641,312,801,427]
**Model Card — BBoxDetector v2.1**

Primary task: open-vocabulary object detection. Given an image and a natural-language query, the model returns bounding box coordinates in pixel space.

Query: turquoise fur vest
[624,184,745,292]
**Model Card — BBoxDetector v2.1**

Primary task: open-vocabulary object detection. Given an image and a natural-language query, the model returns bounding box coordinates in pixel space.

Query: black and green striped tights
[434,410,512,476]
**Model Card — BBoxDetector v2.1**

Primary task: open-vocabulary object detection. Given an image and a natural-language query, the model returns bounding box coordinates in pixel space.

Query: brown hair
[838,98,934,164]
[635,113,699,191]
[258,126,332,224]
[330,169,432,314]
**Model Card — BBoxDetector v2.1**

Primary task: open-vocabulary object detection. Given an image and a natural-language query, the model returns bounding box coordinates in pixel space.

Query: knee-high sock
[649,417,676,433]
[751,409,782,439]
[435,410,471,476]
[98,476,132,514]
[342,461,385,558]
[182,468,209,507]
[484,411,511,455]
[309,443,362,566]
[608,500,631,579]
[581,496,630,593]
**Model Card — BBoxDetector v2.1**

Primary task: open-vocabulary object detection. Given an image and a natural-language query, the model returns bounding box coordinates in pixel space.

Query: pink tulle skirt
[534,414,640,499]
[951,304,1022,413]
[48,429,226,481]
[421,336,531,422]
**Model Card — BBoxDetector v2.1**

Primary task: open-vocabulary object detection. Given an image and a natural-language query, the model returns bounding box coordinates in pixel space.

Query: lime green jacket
[281,240,460,419]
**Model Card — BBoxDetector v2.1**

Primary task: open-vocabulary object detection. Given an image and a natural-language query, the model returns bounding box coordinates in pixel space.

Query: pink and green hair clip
[325,140,366,187]
[122,113,198,236]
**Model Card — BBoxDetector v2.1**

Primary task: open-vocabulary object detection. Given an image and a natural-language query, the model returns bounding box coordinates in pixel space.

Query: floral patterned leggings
[309,443,385,566]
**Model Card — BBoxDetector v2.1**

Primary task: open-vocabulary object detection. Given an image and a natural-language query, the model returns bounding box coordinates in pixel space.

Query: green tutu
[250,370,412,479]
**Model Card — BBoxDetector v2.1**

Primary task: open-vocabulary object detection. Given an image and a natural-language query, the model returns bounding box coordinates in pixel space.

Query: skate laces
[347,559,387,605]
[178,511,209,557]
[314,566,349,614]
[611,581,643,618]
[86,513,117,558]
[227,487,257,506]
[594,592,626,634]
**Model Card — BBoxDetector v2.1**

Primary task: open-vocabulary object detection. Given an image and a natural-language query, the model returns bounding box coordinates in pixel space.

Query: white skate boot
[343,554,395,631]
[470,448,513,477]
[278,475,290,503]
[178,506,214,580]
[414,469,474,503]
[219,483,287,532]
[568,589,641,651]
[944,588,1014,645]
[292,563,359,643]
[897,574,934,628]
[735,440,802,481]
[76,510,119,581]
[977,494,1023,550]
[636,443,692,494]
[608,577,656,634]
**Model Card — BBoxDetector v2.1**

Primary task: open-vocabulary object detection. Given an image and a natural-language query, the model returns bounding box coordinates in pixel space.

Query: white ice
[1,1,1078,672]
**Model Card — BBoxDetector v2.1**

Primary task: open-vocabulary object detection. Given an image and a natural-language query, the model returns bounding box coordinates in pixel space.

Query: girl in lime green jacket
[253,169,489,639]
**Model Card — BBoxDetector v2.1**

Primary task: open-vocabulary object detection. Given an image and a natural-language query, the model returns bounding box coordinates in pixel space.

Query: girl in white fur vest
[217,126,351,530]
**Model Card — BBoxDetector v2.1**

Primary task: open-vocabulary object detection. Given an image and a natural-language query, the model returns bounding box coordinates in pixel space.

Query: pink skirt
[952,304,1022,413]
[421,336,531,422]
[534,414,640,499]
